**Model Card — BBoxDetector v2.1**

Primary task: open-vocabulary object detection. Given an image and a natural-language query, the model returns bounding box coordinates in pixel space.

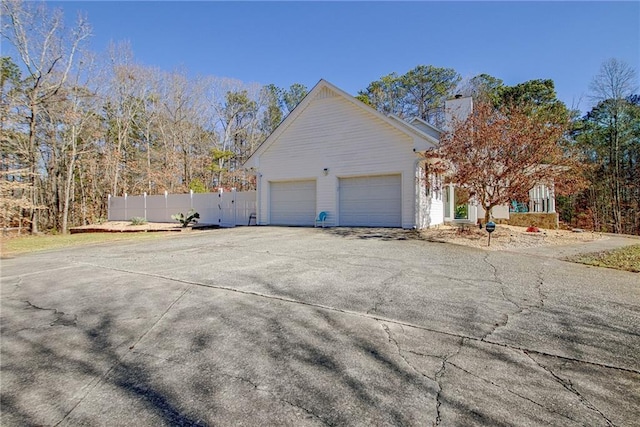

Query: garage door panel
[270,181,316,226]
[339,175,401,227]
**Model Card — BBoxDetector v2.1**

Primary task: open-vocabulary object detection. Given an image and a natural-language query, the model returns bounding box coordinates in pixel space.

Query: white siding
[415,162,444,228]
[255,89,421,228]
[477,204,510,221]
[429,199,444,227]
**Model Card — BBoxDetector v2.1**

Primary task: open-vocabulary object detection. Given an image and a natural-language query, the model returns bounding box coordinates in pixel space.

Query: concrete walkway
[1,227,638,426]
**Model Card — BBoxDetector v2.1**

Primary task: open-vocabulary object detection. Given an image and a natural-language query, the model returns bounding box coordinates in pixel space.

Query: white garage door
[339,175,402,227]
[270,180,316,226]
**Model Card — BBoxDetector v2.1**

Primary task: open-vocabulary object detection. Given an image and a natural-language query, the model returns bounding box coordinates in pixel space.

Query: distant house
[245,79,557,229]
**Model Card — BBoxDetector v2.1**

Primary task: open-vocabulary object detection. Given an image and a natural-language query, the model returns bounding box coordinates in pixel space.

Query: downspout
[414,157,423,229]
[256,173,262,225]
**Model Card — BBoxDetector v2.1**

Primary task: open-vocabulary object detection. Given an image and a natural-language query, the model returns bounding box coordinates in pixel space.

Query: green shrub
[171,209,200,228]
[130,217,147,225]
[454,204,468,219]
[189,178,208,193]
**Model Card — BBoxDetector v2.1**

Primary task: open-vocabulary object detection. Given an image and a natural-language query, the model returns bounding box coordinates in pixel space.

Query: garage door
[270,180,316,226]
[339,175,402,227]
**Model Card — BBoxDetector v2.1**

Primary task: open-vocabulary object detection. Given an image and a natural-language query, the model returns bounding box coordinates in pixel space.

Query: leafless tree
[1,0,90,232]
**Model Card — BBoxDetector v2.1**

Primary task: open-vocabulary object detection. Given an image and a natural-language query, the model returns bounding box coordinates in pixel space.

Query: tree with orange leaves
[435,100,586,224]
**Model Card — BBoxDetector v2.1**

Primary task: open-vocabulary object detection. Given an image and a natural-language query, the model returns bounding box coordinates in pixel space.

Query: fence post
[190,189,194,209]
[108,194,111,221]
[165,191,168,222]
[124,193,128,221]
[232,188,237,227]
[143,192,147,220]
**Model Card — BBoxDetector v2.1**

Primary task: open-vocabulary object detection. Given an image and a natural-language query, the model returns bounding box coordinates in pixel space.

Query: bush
[130,217,147,225]
[454,204,468,219]
[189,178,208,193]
[171,209,200,228]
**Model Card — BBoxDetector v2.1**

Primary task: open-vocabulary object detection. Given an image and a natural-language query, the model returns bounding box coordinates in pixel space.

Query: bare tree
[589,58,638,102]
[104,42,141,197]
[588,59,638,233]
[58,53,101,233]
[1,0,90,232]
[205,77,263,189]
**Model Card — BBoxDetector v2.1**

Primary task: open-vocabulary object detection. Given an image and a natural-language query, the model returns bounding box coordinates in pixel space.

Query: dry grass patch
[565,245,640,273]
[1,232,171,257]
[419,224,602,251]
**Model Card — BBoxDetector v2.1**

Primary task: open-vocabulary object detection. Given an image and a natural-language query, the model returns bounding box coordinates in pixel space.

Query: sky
[45,1,640,113]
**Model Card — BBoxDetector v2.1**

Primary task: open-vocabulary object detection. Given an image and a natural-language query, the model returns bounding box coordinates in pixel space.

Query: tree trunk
[611,110,622,233]
[28,103,39,234]
[62,125,77,234]
[484,205,492,224]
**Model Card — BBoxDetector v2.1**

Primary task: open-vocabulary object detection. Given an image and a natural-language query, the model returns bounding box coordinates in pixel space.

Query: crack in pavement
[217,371,334,426]
[379,323,469,427]
[24,300,78,327]
[480,253,524,341]
[128,287,191,351]
[433,338,465,426]
[480,253,554,343]
[367,272,402,315]
[74,261,640,376]
[535,270,547,309]
[405,349,450,360]
[447,361,582,425]
[9,275,23,296]
[380,322,437,382]
[53,365,119,427]
[522,351,616,426]
[53,287,191,426]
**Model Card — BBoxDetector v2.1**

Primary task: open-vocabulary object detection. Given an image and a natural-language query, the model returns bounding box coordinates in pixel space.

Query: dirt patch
[419,224,602,251]
[325,225,602,251]
[70,221,184,233]
[73,222,603,251]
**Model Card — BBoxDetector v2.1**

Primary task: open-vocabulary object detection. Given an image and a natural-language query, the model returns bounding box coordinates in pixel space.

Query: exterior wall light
[323,168,329,176]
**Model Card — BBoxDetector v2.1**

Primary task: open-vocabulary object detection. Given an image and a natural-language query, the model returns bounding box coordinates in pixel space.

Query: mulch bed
[69,221,218,234]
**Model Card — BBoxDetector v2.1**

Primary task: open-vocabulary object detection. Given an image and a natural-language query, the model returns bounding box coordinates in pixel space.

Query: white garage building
[244,80,443,229]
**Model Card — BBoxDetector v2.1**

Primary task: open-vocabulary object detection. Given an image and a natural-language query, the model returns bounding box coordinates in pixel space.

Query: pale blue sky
[50,1,640,112]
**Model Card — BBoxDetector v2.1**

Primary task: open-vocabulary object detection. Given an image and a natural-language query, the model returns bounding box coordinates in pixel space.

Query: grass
[566,244,640,273]
[1,232,171,257]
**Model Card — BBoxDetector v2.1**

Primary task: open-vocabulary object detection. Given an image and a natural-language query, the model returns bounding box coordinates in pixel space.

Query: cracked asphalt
[1,226,638,426]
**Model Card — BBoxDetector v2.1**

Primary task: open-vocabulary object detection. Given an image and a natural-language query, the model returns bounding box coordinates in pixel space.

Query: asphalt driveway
[1,227,638,426]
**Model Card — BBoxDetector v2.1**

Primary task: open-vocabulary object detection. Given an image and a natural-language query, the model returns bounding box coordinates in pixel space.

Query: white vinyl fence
[108,190,256,227]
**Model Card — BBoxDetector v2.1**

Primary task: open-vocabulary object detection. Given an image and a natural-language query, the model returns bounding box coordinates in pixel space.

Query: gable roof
[245,79,438,167]
[408,117,443,139]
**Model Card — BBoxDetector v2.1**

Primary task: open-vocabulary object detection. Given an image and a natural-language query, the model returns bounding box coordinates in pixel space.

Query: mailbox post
[485,221,496,246]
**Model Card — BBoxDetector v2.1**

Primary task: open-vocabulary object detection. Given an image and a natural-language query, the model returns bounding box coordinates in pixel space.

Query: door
[270,180,316,226]
[339,175,402,227]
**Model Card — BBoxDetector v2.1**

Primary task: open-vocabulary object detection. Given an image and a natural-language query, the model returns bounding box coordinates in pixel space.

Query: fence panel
[146,195,171,222]
[218,191,236,227]
[108,191,255,226]
[192,193,219,225]
[126,196,145,219]
[108,196,126,221]
[235,191,256,226]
